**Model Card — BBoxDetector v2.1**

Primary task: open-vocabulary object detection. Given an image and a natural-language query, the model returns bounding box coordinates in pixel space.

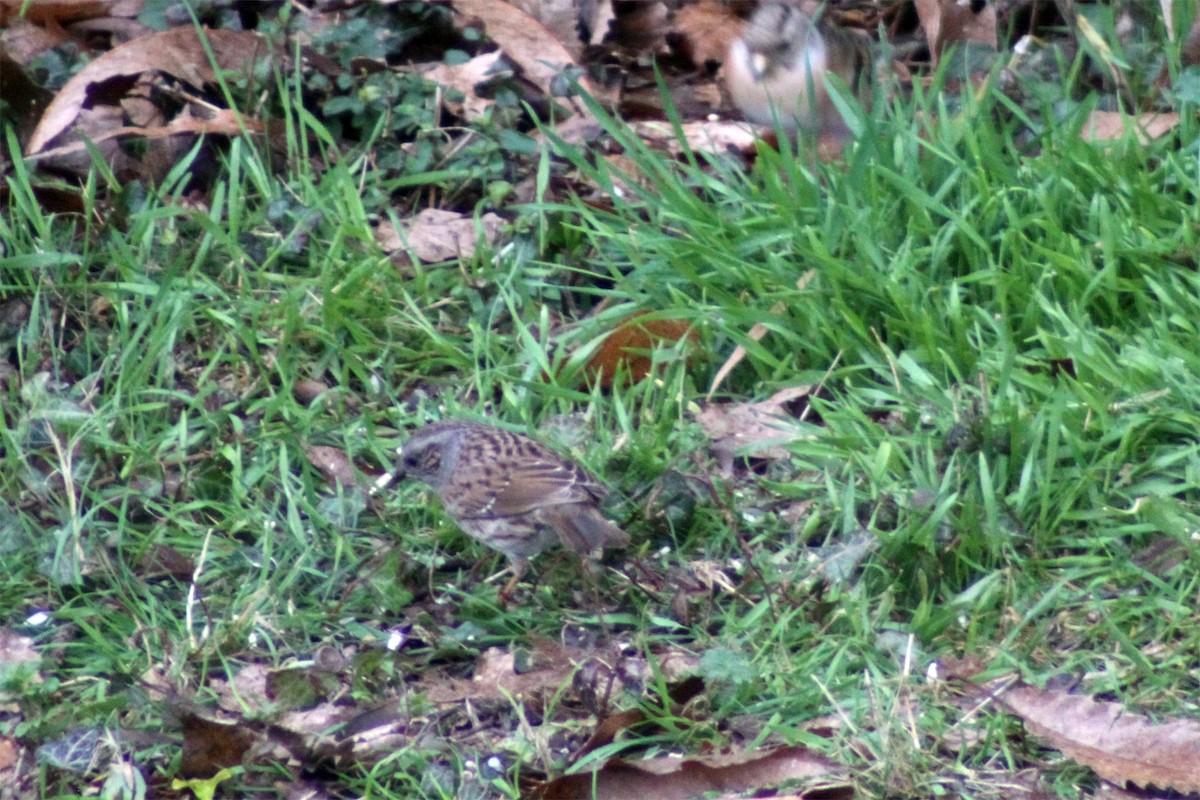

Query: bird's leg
[498,558,528,607]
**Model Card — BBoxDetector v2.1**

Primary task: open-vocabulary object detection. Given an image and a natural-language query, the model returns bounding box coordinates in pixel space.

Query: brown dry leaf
[26,27,272,156]
[138,543,195,580]
[376,208,505,265]
[670,0,742,68]
[451,0,601,106]
[585,313,697,387]
[293,378,331,405]
[695,386,813,475]
[532,745,848,800]
[422,50,509,121]
[1082,110,1180,144]
[997,683,1200,793]
[304,445,359,489]
[0,0,141,25]
[913,0,997,64]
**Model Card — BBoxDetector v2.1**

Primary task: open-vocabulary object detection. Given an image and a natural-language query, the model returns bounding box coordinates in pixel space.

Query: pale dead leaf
[26,27,272,155]
[451,0,601,105]
[1082,110,1180,144]
[997,683,1200,793]
[422,50,509,121]
[630,119,758,157]
[708,295,802,399]
[533,745,848,800]
[707,316,774,400]
[695,386,813,475]
[376,208,505,265]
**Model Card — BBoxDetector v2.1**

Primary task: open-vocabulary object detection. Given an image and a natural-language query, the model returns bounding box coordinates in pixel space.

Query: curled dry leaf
[997,682,1200,794]
[27,27,274,156]
[376,208,506,266]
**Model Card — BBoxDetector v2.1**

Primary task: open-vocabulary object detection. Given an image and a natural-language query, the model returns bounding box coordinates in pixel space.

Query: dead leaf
[585,313,697,387]
[293,379,331,405]
[451,0,601,108]
[26,27,273,156]
[138,543,195,580]
[0,0,141,26]
[0,629,40,680]
[997,683,1200,794]
[177,710,257,779]
[1082,110,1180,144]
[913,0,997,64]
[376,208,505,265]
[707,315,774,400]
[422,50,510,121]
[695,386,813,475]
[532,745,848,800]
[630,119,758,157]
[304,445,359,489]
[419,645,579,706]
[507,0,613,59]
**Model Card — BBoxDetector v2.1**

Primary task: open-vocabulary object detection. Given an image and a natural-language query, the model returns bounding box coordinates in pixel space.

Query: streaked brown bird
[389,419,629,599]
[725,1,873,137]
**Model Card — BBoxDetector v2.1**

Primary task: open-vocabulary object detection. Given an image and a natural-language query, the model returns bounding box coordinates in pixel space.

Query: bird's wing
[486,458,606,517]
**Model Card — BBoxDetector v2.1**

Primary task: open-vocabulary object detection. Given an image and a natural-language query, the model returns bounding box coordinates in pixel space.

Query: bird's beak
[369,446,405,496]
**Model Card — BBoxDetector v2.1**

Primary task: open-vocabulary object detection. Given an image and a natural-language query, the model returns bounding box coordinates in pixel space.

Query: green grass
[4,21,1200,799]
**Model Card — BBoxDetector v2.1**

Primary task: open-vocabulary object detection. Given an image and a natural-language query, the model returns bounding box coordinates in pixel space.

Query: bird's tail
[543,507,630,554]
